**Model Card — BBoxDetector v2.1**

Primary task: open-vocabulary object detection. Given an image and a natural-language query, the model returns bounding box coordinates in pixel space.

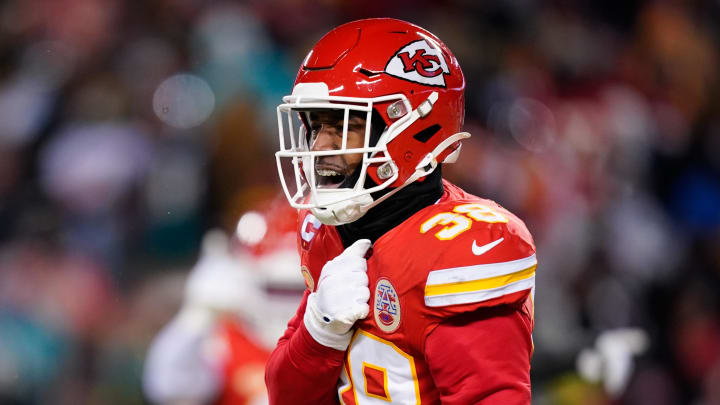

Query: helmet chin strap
[312,131,471,225]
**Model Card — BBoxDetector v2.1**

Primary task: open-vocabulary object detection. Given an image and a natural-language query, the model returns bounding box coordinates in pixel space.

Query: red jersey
[215,320,270,405]
[266,180,536,404]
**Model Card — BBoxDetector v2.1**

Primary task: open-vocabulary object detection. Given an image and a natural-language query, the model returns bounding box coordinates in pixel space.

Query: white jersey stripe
[426,254,537,286]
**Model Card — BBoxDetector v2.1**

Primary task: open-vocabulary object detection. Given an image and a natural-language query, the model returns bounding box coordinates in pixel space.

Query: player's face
[308,110,366,188]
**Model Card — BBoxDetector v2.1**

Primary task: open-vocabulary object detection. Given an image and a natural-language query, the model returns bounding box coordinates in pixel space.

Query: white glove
[304,239,372,350]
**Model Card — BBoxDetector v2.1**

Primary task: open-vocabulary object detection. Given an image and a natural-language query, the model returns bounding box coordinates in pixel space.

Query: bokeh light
[153,73,215,129]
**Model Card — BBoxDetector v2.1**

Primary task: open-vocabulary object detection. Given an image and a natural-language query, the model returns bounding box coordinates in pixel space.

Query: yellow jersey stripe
[425,265,536,297]
[424,276,535,307]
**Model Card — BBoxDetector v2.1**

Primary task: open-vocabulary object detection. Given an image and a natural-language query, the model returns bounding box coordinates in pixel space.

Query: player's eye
[348,123,364,132]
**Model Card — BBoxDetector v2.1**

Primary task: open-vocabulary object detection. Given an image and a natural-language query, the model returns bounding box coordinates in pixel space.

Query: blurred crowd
[0,0,719,404]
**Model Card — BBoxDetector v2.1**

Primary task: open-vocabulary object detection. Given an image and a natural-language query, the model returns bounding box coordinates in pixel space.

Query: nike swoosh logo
[472,237,504,256]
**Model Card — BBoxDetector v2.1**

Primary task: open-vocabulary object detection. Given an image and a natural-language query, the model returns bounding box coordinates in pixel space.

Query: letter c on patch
[301,214,322,243]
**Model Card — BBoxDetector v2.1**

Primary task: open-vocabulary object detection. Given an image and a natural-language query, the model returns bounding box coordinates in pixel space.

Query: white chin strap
[311,131,471,226]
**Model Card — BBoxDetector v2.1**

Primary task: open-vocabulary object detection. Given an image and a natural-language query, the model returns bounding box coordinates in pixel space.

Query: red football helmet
[234,196,297,258]
[276,18,469,225]
[233,198,307,345]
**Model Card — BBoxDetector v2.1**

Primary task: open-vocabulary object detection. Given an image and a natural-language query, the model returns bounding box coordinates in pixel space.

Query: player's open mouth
[315,165,346,188]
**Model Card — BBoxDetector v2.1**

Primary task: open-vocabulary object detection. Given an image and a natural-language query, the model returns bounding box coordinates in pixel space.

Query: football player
[266,18,537,404]
[143,202,305,405]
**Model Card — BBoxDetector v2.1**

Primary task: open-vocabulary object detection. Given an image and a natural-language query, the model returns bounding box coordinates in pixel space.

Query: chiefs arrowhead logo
[385,39,450,87]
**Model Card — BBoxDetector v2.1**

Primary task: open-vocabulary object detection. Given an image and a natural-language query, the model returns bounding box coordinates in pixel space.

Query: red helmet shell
[294,18,465,186]
[233,196,297,258]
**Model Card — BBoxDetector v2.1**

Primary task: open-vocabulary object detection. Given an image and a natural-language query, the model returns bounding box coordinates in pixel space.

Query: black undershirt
[336,166,444,247]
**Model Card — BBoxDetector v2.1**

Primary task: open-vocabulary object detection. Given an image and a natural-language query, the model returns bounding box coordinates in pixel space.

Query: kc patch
[374,278,401,333]
[385,39,450,87]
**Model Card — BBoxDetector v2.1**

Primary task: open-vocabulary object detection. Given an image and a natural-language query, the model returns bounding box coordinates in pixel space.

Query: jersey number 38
[420,203,508,240]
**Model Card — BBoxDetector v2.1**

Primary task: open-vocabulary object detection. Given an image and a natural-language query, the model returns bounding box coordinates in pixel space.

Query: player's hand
[304,239,372,350]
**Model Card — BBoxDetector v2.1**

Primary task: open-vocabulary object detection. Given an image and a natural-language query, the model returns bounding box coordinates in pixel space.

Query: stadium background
[1,0,719,404]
